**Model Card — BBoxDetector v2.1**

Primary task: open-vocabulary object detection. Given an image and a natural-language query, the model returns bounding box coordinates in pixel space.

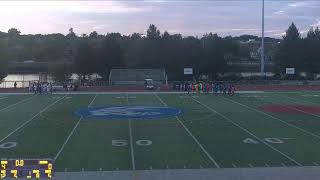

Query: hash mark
[248,164,253,167]
[313,162,319,166]
[232,163,237,168]
[265,163,270,167]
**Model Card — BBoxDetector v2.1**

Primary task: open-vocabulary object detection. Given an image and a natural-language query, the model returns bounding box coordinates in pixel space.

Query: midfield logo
[74,106,182,120]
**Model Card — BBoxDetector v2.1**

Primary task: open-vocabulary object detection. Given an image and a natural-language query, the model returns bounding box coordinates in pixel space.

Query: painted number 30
[112,140,152,147]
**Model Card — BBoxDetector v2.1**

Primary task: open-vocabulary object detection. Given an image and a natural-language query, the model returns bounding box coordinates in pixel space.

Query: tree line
[0,23,319,82]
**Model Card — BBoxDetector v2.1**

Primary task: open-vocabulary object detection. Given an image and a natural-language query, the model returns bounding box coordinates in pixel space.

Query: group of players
[177,82,236,95]
[29,82,53,94]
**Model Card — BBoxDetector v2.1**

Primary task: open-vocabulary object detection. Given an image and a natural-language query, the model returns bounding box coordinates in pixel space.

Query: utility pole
[261,0,265,77]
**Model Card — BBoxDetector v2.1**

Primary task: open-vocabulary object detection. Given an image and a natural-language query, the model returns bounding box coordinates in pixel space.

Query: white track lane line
[191,96,302,166]
[154,93,220,168]
[0,95,36,112]
[0,95,65,143]
[223,96,320,141]
[125,93,136,171]
[53,94,98,161]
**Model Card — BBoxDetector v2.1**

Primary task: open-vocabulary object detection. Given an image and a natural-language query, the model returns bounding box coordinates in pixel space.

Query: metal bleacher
[109,69,167,86]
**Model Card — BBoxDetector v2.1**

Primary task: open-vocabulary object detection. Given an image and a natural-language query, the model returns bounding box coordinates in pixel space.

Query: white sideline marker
[191,96,302,166]
[224,96,320,141]
[53,94,98,161]
[154,93,221,168]
[126,93,136,171]
[0,95,66,144]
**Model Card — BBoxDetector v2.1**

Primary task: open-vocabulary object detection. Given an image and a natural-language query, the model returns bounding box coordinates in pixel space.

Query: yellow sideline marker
[38,161,48,165]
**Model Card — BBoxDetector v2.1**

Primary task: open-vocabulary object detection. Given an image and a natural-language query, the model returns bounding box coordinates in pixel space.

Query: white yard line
[126,93,136,171]
[53,94,97,161]
[191,96,302,166]
[0,95,66,143]
[154,93,220,168]
[0,95,35,113]
[223,97,320,141]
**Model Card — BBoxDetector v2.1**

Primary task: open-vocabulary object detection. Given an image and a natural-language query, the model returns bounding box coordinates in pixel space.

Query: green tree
[95,37,124,78]
[66,28,76,40]
[74,41,95,79]
[147,24,160,39]
[0,38,8,81]
[274,23,303,77]
[89,31,98,39]
[48,62,71,82]
[8,28,21,39]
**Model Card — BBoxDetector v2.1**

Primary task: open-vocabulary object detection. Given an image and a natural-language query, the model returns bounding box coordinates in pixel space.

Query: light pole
[261,0,265,77]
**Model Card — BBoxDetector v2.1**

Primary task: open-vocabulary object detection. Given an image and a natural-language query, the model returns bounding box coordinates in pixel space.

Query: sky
[0,1,319,38]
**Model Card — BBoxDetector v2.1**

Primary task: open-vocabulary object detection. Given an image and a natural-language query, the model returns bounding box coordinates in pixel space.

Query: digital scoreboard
[0,159,53,179]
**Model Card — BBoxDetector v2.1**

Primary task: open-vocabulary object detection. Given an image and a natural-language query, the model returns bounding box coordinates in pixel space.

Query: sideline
[53,166,320,180]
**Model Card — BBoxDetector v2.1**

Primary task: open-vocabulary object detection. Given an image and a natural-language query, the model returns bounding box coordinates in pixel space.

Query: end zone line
[0,95,36,113]
[224,96,320,141]
[125,93,136,171]
[53,94,98,161]
[190,96,302,166]
[154,93,220,168]
[0,95,66,144]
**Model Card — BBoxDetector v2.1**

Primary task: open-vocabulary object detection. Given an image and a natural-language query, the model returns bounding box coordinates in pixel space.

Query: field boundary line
[154,93,220,168]
[125,93,136,171]
[0,95,36,113]
[190,96,302,166]
[53,94,98,161]
[0,95,66,143]
[224,96,320,140]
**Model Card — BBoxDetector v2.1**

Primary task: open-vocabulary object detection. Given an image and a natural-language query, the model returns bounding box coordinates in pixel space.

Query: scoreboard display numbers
[0,159,53,179]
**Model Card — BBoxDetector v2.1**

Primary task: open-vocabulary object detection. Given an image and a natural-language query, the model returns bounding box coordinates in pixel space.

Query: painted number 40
[112,140,152,147]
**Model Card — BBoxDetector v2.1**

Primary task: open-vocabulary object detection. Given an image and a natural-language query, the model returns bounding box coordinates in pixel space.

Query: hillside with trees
[0,23,319,82]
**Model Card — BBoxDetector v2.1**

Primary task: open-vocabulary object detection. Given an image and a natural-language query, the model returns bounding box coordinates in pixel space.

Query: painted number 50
[112,140,152,147]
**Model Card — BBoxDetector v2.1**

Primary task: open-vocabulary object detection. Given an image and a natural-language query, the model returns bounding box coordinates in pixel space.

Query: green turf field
[1,91,320,172]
